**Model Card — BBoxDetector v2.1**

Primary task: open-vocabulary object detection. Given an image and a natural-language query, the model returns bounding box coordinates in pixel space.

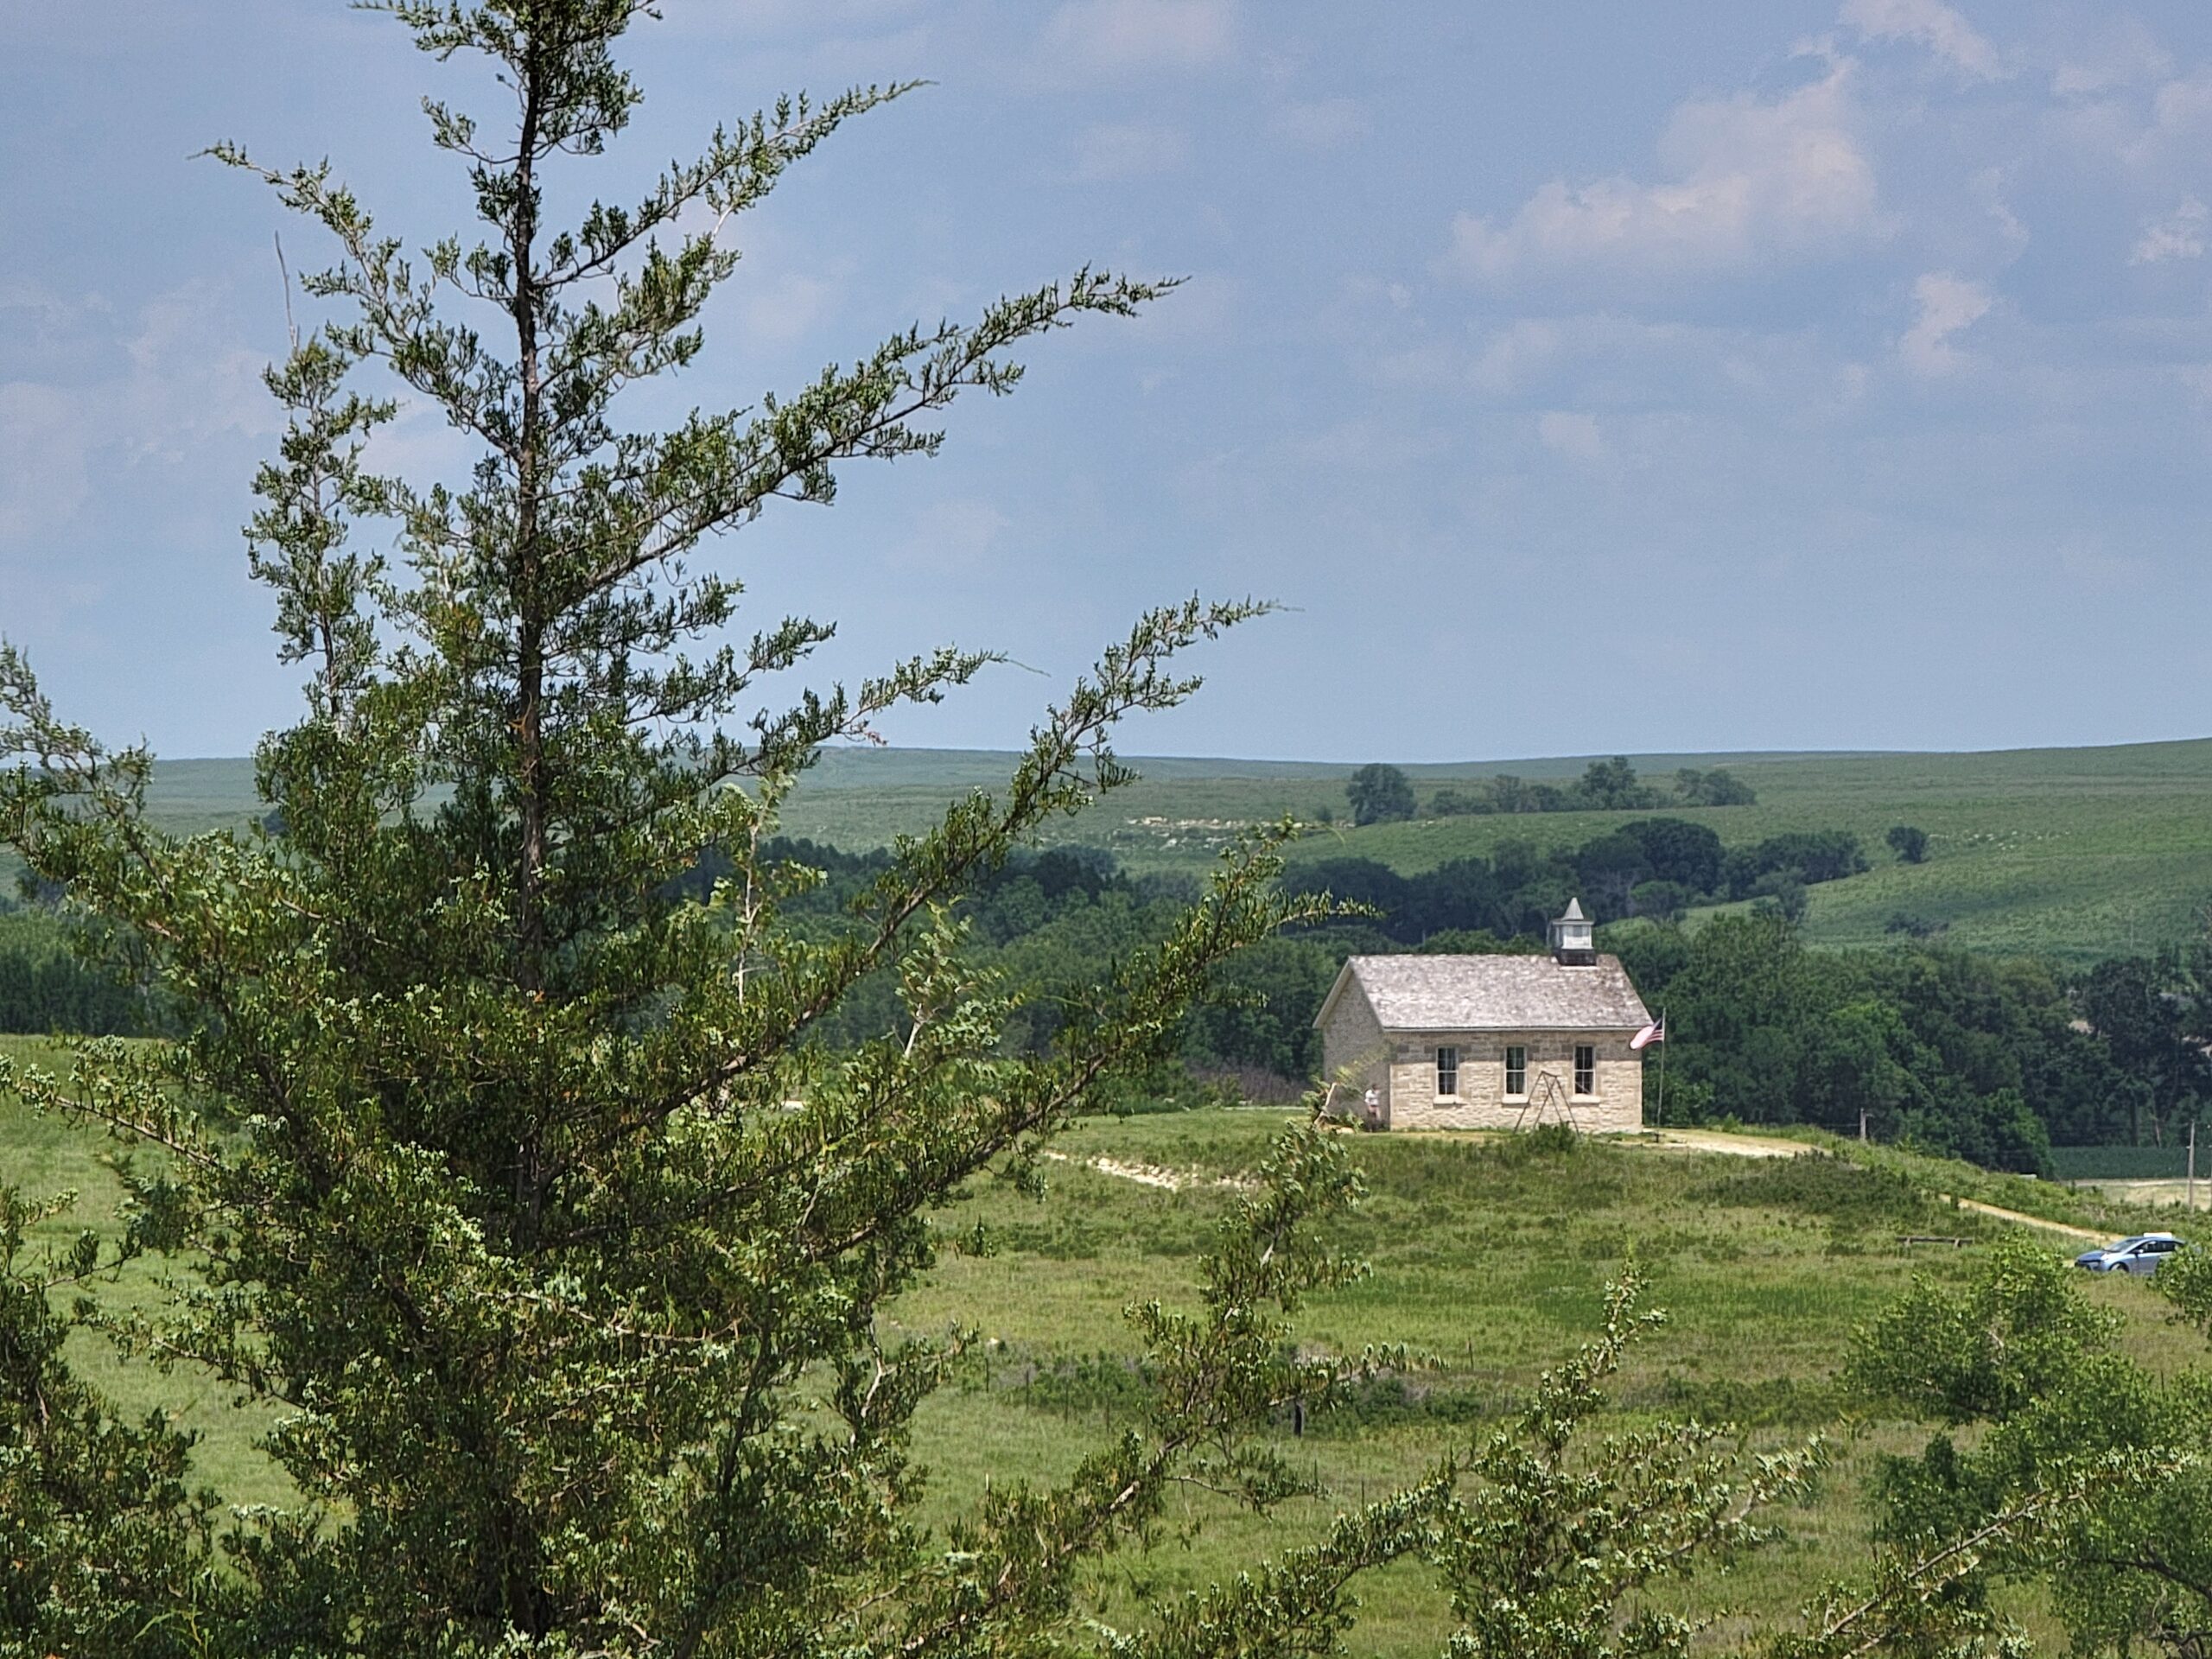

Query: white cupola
[1549,897,1596,965]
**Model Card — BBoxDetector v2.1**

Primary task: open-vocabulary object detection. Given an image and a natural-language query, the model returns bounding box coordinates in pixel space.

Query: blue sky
[5,0,2212,763]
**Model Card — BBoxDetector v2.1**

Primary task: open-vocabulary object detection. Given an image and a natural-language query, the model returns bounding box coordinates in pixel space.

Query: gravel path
[1053,1128,2113,1244]
[1652,1128,2107,1242]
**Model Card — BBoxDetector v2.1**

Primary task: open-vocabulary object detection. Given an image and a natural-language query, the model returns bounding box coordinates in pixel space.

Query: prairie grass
[6,1046,2200,1651]
[0,1033,291,1510]
[893,1110,2195,1651]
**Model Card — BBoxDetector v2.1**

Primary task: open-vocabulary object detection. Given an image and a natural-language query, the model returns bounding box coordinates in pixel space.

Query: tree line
[12,817,2196,1174]
[674,834,2203,1173]
[0,906,153,1035]
[1345,755,1756,826]
[1289,817,1866,933]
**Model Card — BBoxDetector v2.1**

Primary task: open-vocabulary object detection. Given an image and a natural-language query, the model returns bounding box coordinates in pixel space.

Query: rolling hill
[31,735,2212,963]
[3,1035,2195,1656]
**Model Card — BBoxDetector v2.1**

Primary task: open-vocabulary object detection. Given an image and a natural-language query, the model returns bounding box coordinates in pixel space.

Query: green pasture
[899,1111,2183,1651]
[0,1034,292,1511]
[760,738,2212,960]
[10,1045,2200,1651]
[1289,741,2212,963]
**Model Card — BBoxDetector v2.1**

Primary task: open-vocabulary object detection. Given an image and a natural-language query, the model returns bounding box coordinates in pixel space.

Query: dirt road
[1053,1125,2116,1245]
[1650,1128,2108,1243]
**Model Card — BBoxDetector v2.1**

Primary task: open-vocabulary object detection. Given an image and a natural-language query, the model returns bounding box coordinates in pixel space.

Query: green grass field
[8,1035,2201,1651]
[1318,741,2212,963]
[0,1035,293,1512]
[41,735,2212,963]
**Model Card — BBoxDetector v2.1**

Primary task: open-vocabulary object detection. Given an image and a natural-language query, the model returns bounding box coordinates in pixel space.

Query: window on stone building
[1435,1046,1459,1098]
[1573,1045,1595,1096]
[1503,1046,1526,1098]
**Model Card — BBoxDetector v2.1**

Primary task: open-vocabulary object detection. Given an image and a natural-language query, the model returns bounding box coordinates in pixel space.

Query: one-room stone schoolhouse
[1313,899,1652,1133]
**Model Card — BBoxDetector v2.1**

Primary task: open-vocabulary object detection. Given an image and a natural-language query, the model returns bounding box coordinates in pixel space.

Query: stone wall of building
[1318,986,1391,1122]
[1381,1030,1643,1135]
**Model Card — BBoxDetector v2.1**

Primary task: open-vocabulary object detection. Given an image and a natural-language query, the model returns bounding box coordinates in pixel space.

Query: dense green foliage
[0,909,150,1035]
[1284,819,1866,939]
[1347,763,1416,825]
[16,788,2201,1173]
[666,836,2210,1173]
[1286,817,1733,937]
[1427,757,1758,817]
[1848,1236,2212,1656]
[1614,912,2196,1170]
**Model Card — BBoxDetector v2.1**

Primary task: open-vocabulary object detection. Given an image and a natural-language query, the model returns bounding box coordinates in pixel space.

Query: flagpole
[1656,1004,1667,1128]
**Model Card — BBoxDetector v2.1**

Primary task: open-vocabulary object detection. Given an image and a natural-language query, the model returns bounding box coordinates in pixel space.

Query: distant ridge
[76,737,2212,963]
[791,746,1902,788]
[148,736,2212,804]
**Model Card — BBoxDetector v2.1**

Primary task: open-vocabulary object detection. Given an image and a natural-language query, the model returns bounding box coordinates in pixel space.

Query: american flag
[1630,1018,1665,1051]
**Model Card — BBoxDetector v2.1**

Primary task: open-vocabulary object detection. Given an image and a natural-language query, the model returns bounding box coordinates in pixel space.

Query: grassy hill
[774,739,2212,963]
[27,736,2212,962]
[7,1034,2200,1652]
[1310,741,2212,963]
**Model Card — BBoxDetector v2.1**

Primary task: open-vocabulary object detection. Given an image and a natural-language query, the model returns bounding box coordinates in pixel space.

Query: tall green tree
[0,6,1339,1650]
[1345,763,1415,825]
[1572,755,1654,810]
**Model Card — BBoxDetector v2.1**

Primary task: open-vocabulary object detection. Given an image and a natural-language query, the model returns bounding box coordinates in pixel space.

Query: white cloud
[1898,272,1992,374]
[1122,271,1244,347]
[2056,536,2153,590]
[1971,168,2028,252]
[119,284,268,462]
[2152,70,2212,134]
[1446,64,1884,282]
[1270,97,1367,151]
[1470,320,1562,395]
[2051,18,2172,99]
[1071,122,1189,181]
[736,269,837,347]
[660,0,925,38]
[1839,0,2003,80]
[1040,0,1235,75]
[0,281,109,331]
[1536,410,1605,461]
[2123,68,2212,167]
[2132,196,2209,264]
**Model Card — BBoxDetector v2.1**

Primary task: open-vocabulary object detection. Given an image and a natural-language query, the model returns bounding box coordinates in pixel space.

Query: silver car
[2074,1233,2187,1274]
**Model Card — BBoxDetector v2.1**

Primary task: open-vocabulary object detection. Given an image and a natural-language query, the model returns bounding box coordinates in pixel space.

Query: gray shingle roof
[1319,953,1650,1033]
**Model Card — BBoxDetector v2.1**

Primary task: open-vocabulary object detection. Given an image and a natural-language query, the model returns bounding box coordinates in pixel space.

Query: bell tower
[1549,897,1596,965]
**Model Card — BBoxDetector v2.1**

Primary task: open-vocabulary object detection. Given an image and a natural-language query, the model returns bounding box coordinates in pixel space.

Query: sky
[5,0,2212,764]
